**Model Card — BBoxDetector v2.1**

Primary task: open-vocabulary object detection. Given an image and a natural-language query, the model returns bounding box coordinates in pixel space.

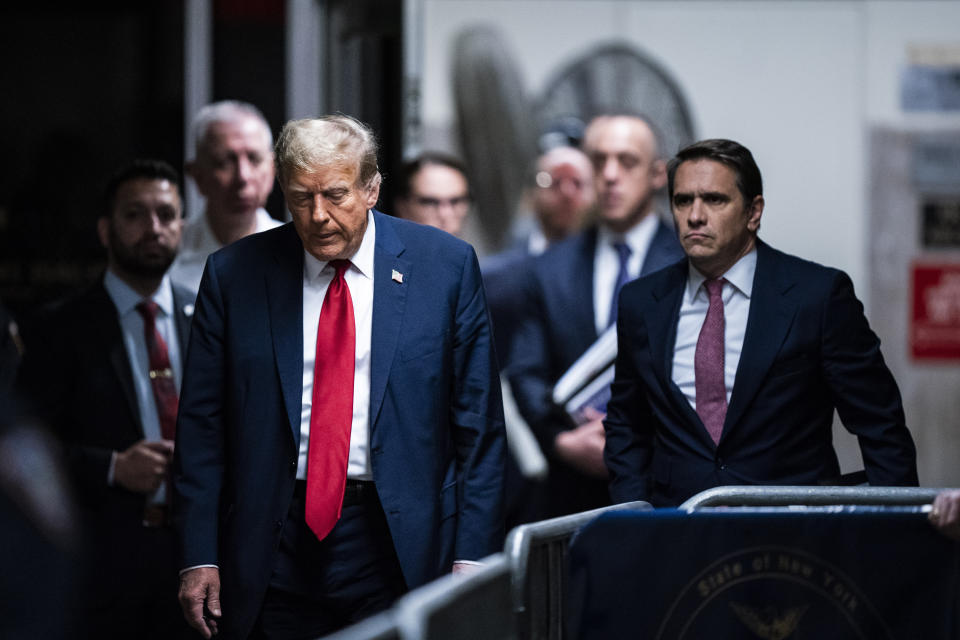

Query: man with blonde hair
[170,100,282,293]
[174,115,505,638]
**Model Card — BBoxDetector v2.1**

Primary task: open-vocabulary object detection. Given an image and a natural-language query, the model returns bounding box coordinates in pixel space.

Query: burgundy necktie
[136,301,178,441]
[305,260,355,541]
[695,278,727,444]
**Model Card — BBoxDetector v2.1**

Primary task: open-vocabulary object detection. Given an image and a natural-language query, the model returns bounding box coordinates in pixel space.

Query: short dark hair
[667,139,762,203]
[103,159,182,217]
[395,152,469,199]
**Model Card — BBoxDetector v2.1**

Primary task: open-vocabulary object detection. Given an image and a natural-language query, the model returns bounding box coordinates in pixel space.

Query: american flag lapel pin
[392,269,403,284]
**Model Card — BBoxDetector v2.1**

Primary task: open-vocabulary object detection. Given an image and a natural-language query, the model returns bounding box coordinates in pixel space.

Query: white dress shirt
[527,226,549,256]
[298,210,375,481]
[672,248,758,410]
[594,213,660,334]
[103,270,183,499]
[170,207,283,294]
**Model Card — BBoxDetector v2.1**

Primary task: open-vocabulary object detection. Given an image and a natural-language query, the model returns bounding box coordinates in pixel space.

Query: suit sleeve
[173,256,228,568]
[450,248,506,561]
[820,271,918,485]
[603,306,656,503]
[506,268,568,454]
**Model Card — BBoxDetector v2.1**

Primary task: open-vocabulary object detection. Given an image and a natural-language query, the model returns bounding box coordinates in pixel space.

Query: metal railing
[504,501,651,640]
[320,611,401,640]
[321,553,514,640]
[680,485,945,511]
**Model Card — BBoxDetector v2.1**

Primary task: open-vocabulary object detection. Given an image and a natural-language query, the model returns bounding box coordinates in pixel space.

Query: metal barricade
[680,485,945,511]
[320,611,401,640]
[322,553,514,640]
[393,553,515,640]
[505,501,651,640]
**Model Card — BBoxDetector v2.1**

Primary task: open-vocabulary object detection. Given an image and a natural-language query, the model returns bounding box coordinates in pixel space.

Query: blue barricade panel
[566,509,960,639]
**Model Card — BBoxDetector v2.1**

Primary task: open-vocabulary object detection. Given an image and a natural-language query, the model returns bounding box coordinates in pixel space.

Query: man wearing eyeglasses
[394,152,472,238]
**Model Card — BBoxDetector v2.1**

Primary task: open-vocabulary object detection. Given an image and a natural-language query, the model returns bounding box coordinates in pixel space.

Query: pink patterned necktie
[695,278,727,444]
[305,260,355,540]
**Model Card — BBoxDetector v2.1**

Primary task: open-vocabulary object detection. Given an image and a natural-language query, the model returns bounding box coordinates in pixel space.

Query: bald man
[508,113,683,519]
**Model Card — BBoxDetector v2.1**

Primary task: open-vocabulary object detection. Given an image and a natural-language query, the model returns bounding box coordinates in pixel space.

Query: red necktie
[136,301,178,441]
[695,278,727,444]
[305,260,356,541]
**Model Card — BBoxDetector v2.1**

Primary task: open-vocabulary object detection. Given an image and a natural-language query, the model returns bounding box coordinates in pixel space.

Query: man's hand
[452,561,482,577]
[114,439,175,493]
[179,567,222,638]
[554,409,608,478]
[930,490,960,541]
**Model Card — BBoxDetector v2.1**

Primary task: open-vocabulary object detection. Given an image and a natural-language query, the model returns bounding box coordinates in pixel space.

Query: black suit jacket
[19,279,193,525]
[604,241,919,507]
[508,220,683,515]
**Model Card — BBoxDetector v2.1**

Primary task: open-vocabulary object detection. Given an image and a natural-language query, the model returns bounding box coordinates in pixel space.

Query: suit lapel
[644,263,701,425]
[574,228,599,342]
[369,213,410,427]
[640,219,679,277]
[265,225,306,445]
[171,287,194,359]
[89,284,141,434]
[723,241,799,436]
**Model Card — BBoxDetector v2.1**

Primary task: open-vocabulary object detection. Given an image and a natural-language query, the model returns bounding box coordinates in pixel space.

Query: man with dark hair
[604,138,918,507]
[175,116,504,638]
[394,152,472,237]
[18,158,194,638]
[508,113,683,519]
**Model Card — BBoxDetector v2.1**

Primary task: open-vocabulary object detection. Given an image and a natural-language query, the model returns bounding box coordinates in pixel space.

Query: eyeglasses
[535,171,587,192]
[411,194,471,210]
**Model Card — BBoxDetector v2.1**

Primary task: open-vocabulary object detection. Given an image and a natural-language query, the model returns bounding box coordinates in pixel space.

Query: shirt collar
[103,269,175,317]
[685,245,758,302]
[598,211,659,254]
[303,209,377,282]
[527,227,549,256]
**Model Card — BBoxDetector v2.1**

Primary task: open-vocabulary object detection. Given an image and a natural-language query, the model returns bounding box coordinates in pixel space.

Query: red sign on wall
[911,263,960,360]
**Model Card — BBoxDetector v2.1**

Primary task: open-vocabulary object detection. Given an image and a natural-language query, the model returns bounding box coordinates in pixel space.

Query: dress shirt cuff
[180,564,219,577]
[107,451,117,487]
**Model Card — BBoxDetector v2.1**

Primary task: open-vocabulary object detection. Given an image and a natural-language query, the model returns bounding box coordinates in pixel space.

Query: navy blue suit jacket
[481,245,536,368]
[604,241,919,507]
[509,220,683,452]
[507,219,682,516]
[173,213,505,638]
